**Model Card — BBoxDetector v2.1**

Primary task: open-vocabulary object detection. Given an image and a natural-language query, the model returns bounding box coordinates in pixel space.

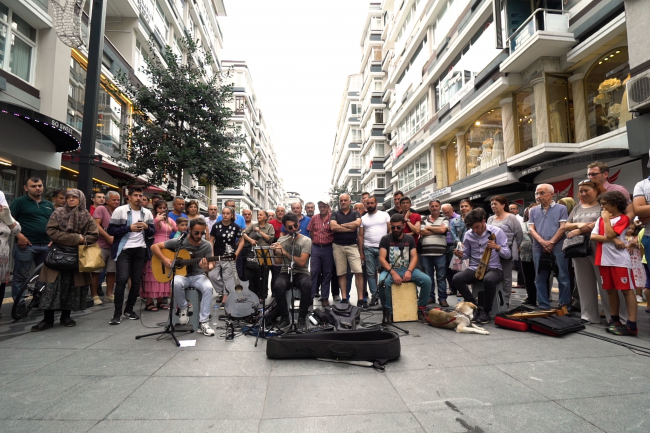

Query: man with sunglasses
[378,214,432,324]
[587,161,634,223]
[267,213,313,329]
[151,219,216,336]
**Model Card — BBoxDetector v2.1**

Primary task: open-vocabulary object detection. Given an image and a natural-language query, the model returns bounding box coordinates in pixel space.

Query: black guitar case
[266,328,400,368]
[326,303,361,330]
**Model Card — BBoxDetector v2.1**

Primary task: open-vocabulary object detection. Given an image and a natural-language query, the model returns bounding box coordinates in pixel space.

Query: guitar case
[528,315,585,336]
[266,328,400,368]
[494,305,534,332]
[326,303,361,330]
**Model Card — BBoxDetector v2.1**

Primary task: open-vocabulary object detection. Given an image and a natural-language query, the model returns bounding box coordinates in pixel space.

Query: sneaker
[104,295,114,303]
[636,295,644,303]
[610,325,638,336]
[522,298,537,307]
[474,309,491,324]
[370,295,379,307]
[439,300,449,308]
[340,298,350,304]
[93,296,103,306]
[606,320,622,333]
[333,295,341,302]
[277,316,290,329]
[123,311,139,320]
[178,307,189,325]
[359,300,370,311]
[109,314,121,325]
[198,321,215,337]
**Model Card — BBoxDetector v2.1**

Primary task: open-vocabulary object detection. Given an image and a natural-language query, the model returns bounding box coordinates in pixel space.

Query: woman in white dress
[0,191,22,306]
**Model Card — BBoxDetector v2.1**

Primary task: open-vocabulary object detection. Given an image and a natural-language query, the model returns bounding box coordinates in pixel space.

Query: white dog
[425,302,490,335]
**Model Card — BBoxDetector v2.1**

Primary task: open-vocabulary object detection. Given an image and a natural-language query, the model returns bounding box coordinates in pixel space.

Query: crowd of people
[0,160,649,337]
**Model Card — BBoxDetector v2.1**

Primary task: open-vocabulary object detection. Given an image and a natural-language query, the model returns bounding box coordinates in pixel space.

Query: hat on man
[317,200,329,206]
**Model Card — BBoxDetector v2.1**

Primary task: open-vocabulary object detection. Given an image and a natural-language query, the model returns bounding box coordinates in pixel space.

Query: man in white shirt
[509,203,525,288]
[205,204,219,236]
[358,196,390,307]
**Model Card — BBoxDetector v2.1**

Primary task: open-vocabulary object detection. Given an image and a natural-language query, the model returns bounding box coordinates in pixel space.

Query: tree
[328,184,361,211]
[117,36,250,196]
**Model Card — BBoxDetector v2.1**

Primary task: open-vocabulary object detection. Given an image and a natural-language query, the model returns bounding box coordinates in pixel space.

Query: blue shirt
[450,216,467,245]
[217,213,246,229]
[461,225,511,271]
[168,212,187,238]
[446,212,459,244]
[282,215,311,238]
[528,202,567,254]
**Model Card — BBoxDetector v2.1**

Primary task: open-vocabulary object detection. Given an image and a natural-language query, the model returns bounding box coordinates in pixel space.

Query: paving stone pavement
[1,295,650,433]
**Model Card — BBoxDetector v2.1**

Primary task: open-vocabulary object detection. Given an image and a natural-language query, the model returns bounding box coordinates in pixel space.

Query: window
[444,138,458,185]
[350,102,361,116]
[349,75,362,90]
[374,109,384,124]
[465,109,504,175]
[350,127,362,142]
[155,2,169,42]
[67,56,127,157]
[516,87,536,151]
[585,47,631,139]
[397,94,429,145]
[135,40,151,86]
[398,152,431,192]
[0,2,36,82]
[373,77,383,91]
[372,47,382,61]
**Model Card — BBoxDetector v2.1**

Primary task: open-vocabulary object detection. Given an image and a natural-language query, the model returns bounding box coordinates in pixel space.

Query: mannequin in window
[549,102,565,143]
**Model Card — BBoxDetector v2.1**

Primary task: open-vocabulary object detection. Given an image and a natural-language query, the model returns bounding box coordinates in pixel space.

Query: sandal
[145,303,158,311]
[157,302,170,310]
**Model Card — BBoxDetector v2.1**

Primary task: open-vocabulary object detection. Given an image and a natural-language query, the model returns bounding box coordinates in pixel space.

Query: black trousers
[272,273,312,319]
[522,260,537,302]
[452,268,504,314]
[445,247,458,294]
[114,247,146,315]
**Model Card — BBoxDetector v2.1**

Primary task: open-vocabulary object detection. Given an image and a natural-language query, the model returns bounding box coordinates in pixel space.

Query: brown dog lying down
[425,302,490,335]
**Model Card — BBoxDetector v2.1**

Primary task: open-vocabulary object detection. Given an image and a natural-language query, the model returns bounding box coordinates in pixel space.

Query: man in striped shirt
[307,201,334,306]
[420,200,450,307]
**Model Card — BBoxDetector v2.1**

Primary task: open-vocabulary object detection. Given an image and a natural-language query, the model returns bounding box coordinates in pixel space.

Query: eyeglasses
[390,225,403,231]
[534,192,549,196]
[191,231,202,235]
[578,179,593,186]
[286,224,298,230]
[587,172,603,177]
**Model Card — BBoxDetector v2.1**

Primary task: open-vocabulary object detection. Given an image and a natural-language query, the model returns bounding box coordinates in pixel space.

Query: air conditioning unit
[197,186,206,194]
[627,70,650,112]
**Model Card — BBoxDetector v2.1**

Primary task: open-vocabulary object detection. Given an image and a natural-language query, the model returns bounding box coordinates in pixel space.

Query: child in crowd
[173,217,188,239]
[625,224,646,303]
[591,191,638,336]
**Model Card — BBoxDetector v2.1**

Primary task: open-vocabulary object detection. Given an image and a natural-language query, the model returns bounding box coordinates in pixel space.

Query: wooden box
[391,282,418,322]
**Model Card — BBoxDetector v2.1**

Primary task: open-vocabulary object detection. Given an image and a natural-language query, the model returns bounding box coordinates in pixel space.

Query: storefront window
[585,47,632,138]
[67,56,127,158]
[0,165,17,204]
[547,75,571,143]
[516,88,536,152]
[443,138,457,186]
[465,109,503,175]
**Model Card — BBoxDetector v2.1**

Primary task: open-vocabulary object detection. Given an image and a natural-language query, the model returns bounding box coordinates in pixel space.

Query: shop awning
[517,148,630,183]
[0,101,80,152]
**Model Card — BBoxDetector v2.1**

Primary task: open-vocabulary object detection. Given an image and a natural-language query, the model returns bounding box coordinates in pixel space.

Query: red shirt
[403,212,422,244]
[307,213,334,245]
[269,219,283,240]
[90,205,96,216]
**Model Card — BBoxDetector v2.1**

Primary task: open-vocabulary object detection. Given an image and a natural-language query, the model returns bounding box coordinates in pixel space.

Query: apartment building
[335,0,650,213]
[0,0,286,213]
[218,60,286,213]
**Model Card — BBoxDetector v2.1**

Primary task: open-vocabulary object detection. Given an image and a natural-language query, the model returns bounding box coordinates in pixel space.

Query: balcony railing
[507,9,570,53]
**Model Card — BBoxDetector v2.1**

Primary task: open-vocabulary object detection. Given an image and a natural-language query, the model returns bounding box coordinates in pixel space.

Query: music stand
[253,246,284,347]
[135,237,193,347]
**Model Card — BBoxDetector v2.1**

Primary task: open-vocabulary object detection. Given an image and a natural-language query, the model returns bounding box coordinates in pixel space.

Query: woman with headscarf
[33,189,99,331]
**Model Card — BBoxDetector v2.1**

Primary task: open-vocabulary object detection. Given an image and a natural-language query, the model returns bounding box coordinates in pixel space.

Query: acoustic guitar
[151,249,236,283]
[223,283,260,319]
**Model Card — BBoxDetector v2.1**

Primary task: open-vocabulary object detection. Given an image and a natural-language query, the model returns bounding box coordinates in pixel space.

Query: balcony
[500,9,576,73]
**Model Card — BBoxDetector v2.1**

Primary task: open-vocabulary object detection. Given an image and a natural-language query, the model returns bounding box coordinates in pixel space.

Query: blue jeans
[174,274,214,323]
[363,246,380,297]
[12,244,49,299]
[533,251,571,309]
[421,255,447,302]
[310,244,333,300]
[378,268,431,312]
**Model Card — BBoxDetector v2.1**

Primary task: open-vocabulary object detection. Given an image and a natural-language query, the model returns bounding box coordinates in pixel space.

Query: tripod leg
[384,322,410,334]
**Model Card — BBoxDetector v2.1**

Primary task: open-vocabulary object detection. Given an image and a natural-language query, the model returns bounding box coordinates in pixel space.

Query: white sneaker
[178,307,189,325]
[93,296,103,306]
[198,321,215,336]
[636,295,644,303]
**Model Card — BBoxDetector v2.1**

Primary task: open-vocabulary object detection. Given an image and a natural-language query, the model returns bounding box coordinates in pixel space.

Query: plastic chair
[471,281,507,316]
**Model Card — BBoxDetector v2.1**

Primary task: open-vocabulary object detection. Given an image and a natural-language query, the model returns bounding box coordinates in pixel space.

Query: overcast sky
[220,0,369,205]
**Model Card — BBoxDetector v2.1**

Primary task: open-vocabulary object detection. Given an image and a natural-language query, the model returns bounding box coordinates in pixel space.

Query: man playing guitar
[151,219,216,336]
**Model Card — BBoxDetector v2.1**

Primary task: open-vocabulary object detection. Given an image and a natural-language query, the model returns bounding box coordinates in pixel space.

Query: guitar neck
[176,255,233,267]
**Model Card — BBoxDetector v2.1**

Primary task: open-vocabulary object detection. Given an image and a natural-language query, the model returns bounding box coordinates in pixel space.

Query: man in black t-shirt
[208,206,244,298]
[330,193,366,308]
[378,214,432,324]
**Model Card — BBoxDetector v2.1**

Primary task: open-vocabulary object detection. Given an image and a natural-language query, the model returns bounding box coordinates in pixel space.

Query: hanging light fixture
[50,0,86,49]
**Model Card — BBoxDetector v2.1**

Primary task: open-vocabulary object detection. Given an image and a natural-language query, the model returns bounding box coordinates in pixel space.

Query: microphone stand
[285,233,300,334]
[136,233,193,346]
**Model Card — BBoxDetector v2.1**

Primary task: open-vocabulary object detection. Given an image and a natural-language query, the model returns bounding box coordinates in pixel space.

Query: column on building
[569,73,588,143]
[456,132,467,179]
[531,77,549,144]
[434,144,444,189]
[499,97,516,159]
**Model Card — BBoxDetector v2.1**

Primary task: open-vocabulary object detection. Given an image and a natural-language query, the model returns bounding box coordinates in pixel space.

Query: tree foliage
[328,184,361,211]
[117,36,250,196]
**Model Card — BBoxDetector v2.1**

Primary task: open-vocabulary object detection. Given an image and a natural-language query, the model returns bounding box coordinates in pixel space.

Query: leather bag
[45,244,79,271]
[562,234,592,259]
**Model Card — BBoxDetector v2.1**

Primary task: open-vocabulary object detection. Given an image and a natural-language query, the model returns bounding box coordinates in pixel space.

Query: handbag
[449,242,469,272]
[562,234,592,259]
[538,252,555,273]
[78,242,105,272]
[244,247,259,270]
[45,244,79,271]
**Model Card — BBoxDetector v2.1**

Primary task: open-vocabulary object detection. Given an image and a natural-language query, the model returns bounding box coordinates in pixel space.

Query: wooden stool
[391,282,418,322]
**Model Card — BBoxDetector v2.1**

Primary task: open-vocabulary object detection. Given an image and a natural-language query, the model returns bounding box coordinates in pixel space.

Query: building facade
[0,0,286,214]
[335,0,650,213]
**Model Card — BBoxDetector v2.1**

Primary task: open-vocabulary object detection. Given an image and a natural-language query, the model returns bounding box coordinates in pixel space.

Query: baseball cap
[317,200,329,206]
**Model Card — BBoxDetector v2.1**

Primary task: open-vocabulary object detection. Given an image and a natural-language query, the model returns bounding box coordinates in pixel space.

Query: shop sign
[449,77,475,109]
[431,186,452,199]
[469,192,484,200]
[392,143,405,160]
[414,185,435,205]
[520,164,543,177]
[470,156,501,175]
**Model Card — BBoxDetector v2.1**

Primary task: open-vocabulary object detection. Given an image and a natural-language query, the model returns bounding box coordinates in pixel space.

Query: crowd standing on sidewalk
[1,160,649,336]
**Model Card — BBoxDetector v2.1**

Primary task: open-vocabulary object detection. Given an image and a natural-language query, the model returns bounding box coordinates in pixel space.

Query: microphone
[291,231,297,238]
[178,231,188,241]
